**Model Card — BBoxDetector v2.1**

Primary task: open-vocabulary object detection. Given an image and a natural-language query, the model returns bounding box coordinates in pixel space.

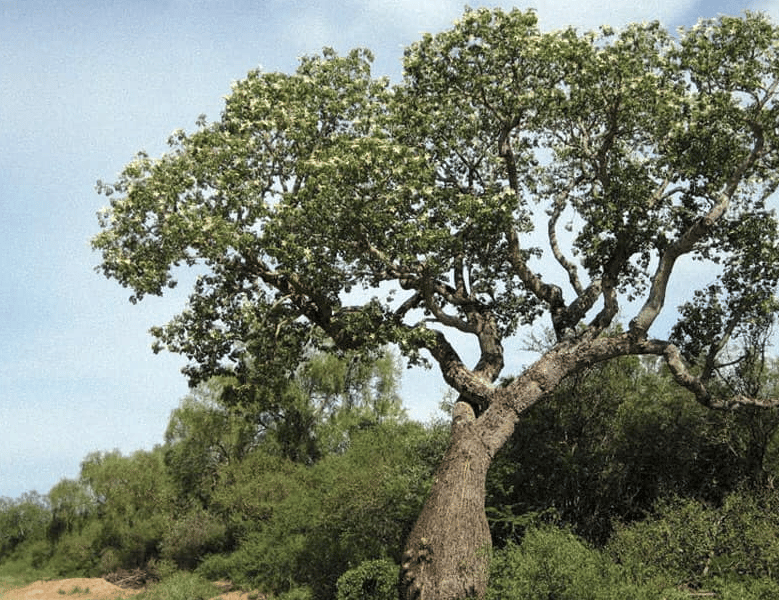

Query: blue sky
[1,0,777,499]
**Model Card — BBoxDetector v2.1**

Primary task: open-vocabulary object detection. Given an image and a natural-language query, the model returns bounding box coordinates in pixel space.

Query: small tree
[94,9,779,598]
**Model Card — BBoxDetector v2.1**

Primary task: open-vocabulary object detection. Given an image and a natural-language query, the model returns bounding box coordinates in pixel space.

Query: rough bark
[400,401,492,600]
[398,337,628,600]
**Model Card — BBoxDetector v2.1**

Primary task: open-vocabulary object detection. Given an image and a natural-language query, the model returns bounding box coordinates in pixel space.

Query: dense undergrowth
[4,352,779,599]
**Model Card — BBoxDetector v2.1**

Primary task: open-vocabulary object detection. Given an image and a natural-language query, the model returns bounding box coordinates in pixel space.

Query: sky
[2,0,778,499]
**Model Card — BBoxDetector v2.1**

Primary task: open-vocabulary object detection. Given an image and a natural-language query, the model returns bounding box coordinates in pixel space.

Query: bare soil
[0,578,261,600]
[1,578,135,600]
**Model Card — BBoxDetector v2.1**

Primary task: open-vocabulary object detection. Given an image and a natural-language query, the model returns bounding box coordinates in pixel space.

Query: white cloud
[362,0,464,35]
[352,0,701,39]
[522,0,699,31]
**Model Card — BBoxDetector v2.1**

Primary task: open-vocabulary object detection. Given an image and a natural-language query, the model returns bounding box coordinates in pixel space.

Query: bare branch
[664,343,779,410]
[547,176,586,296]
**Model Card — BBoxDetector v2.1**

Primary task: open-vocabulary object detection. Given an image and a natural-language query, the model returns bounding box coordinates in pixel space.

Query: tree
[93,8,779,599]
[164,348,404,504]
[79,448,174,570]
[164,382,262,503]
[0,492,50,560]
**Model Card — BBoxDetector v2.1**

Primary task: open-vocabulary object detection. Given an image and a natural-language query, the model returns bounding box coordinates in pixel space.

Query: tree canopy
[94,9,779,412]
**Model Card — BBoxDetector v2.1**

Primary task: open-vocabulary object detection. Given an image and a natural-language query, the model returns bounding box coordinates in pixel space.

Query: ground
[0,578,258,600]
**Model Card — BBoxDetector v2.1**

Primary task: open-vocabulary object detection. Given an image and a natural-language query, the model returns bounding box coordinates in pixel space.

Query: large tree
[93,9,779,599]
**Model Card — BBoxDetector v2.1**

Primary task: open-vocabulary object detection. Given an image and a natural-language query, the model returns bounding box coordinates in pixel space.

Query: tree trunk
[399,343,582,599]
[400,401,492,600]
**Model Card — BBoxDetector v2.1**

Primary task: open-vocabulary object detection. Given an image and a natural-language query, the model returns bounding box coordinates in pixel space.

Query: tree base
[400,402,492,600]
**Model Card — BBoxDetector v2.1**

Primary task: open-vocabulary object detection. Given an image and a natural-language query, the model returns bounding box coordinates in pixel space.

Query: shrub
[160,506,227,569]
[487,526,610,600]
[278,588,314,600]
[607,490,779,589]
[135,572,217,600]
[715,578,779,600]
[487,525,687,600]
[606,496,719,587]
[336,559,398,600]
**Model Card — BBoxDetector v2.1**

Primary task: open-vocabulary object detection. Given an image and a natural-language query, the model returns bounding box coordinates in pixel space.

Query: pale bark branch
[547,178,586,296]
[425,328,495,403]
[629,130,766,338]
[663,343,779,410]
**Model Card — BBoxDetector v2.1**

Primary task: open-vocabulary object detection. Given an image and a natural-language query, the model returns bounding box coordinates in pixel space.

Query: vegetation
[5,349,779,599]
[7,6,779,600]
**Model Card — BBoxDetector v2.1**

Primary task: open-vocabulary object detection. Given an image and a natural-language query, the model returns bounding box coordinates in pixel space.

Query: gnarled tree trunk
[400,401,493,600]
[400,345,579,600]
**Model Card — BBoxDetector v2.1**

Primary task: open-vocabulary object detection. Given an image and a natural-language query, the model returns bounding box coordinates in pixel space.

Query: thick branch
[629,130,766,338]
[664,343,779,410]
[425,328,495,404]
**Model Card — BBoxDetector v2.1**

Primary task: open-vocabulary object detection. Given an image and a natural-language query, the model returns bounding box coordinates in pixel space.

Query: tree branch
[425,328,495,405]
[547,177,586,296]
[629,128,766,338]
[663,343,779,410]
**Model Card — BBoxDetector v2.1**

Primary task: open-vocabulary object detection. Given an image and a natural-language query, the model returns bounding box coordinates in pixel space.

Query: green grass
[56,585,91,595]
[0,559,50,594]
[132,572,218,600]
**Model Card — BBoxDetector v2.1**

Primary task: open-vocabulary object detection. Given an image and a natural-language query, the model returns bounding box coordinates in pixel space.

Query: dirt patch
[0,578,265,600]
[1,578,136,600]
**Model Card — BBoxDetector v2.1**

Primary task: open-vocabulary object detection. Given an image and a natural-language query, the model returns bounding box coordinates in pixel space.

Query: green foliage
[164,382,259,503]
[199,421,445,599]
[159,505,227,570]
[47,479,95,542]
[278,587,314,600]
[6,345,779,598]
[45,520,102,576]
[93,8,779,389]
[134,571,218,600]
[0,493,50,560]
[714,578,779,600]
[608,490,779,589]
[336,558,398,600]
[487,356,754,545]
[487,526,687,600]
[55,447,177,572]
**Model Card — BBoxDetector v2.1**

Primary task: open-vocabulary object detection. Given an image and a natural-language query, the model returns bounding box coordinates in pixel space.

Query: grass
[57,585,91,595]
[0,559,49,594]
[132,572,219,600]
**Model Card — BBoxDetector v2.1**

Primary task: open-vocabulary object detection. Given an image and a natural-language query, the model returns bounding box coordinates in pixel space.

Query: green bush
[487,525,687,600]
[160,506,227,569]
[278,587,314,600]
[607,491,779,589]
[607,496,719,587]
[714,578,779,600]
[0,493,51,560]
[203,421,444,600]
[46,520,103,576]
[336,559,398,600]
[487,526,610,600]
[135,572,217,600]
